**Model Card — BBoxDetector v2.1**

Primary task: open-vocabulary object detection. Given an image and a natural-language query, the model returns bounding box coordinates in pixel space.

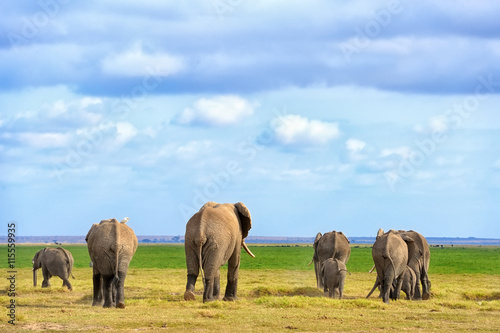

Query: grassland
[1,244,499,332]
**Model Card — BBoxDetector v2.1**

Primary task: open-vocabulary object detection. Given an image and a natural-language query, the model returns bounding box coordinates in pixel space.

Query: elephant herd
[31,202,431,307]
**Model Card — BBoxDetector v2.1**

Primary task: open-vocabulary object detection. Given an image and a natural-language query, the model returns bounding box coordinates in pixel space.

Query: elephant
[321,258,351,299]
[32,247,74,290]
[86,218,138,308]
[400,265,417,300]
[396,230,431,300]
[366,229,415,304]
[390,265,417,300]
[310,231,350,291]
[184,202,255,303]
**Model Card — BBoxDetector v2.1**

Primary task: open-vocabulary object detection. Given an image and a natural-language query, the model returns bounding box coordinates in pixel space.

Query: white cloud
[101,46,185,77]
[273,114,340,146]
[17,132,71,148]
[429,116,448,133]
[48,100,68,118]
[115,122,138,146]
[176,95,256,126]
[346,138,367,162]
[176,140,213,160]
[415,115,449,134]
[380,146,412,159]
[346,138,366,152]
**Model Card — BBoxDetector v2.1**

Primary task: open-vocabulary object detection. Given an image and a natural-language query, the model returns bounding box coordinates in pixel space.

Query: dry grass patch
[1,265,499,332]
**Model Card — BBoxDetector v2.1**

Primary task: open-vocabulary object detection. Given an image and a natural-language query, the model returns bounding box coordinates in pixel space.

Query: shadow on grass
[251,286,323,297]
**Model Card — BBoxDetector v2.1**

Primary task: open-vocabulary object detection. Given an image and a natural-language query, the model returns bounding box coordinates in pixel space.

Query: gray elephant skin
[184,202,255,303]
[397,230,431,300]
[86,219,138,308]
[367,229,415,304]
[32,247,74,290]
[321,258,350,299]
[311,231,351,291]
[391,265,417,300]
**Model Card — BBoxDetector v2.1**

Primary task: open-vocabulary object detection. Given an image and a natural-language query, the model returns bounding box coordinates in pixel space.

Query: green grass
[4,244,500,274]
[1,244,499,332]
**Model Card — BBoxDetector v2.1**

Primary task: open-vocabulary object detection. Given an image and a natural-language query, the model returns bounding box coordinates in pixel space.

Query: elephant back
[317,231,351,264]
[86,219,138,275]
[372,230,408,276]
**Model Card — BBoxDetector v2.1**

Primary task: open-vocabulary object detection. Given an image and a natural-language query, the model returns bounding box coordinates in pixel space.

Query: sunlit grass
[1,245,499,331]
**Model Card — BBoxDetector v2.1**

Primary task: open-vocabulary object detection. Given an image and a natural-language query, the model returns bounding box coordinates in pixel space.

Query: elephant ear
[85,223,98,243]
[32,250,41,267]
[313,232,322,260]
[400,234,417,263]
[338,231,350,244]
[234,202,251,239]
[376,228,384,239]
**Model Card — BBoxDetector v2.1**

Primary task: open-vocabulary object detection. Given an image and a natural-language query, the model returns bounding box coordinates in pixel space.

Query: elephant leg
[184,247,199,301]
[62,277,72,291]
[393,276,404,301]
[339,281,345,300]
[101,275,115,308]
[412,267,422,300]
[115,270,127,309]
[184,274,198,301]
[314,261,324,290]
[223,255,240,302]
[328,287,333,298]
[41,269,51,288]
[203,274,216,303]
[382,275,392,304]
[92,272,103,306]
[213,270,221,300]
[421,273,430,300]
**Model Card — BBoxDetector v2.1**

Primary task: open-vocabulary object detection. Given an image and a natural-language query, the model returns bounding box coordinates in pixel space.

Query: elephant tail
[198,240,205,287]
[111,222,120,287]
[366,278,380,298]
[58,247,75,280]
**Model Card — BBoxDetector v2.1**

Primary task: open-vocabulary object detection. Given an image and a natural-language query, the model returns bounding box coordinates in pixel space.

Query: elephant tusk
[307,258,314,266]
[369,265,376,273]
[242,241,255,258]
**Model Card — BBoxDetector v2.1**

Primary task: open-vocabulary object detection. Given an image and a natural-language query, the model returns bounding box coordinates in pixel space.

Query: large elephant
[366,229,415,304]
[86,218,138,308]
[397,230,431,300]
[184,202,255,303]
[310,231,350,291]
[32,247,74,290]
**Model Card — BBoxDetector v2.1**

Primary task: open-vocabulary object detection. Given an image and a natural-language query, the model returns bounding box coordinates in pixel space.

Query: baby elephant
[321,258,351,299]
[32,247,74,290]
[391,265,417,300]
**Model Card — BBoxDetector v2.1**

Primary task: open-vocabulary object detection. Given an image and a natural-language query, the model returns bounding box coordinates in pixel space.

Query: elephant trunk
[33,268,37,287]
[242,241,255,258]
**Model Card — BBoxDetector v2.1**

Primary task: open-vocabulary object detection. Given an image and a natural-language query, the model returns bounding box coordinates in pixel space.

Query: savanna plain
[1,244,499,332]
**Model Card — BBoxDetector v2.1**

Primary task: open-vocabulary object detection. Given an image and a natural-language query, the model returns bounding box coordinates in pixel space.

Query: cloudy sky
[1,1,499,239]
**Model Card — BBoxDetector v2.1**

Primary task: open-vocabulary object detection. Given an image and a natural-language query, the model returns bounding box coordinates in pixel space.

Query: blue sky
[1,1,499,238]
